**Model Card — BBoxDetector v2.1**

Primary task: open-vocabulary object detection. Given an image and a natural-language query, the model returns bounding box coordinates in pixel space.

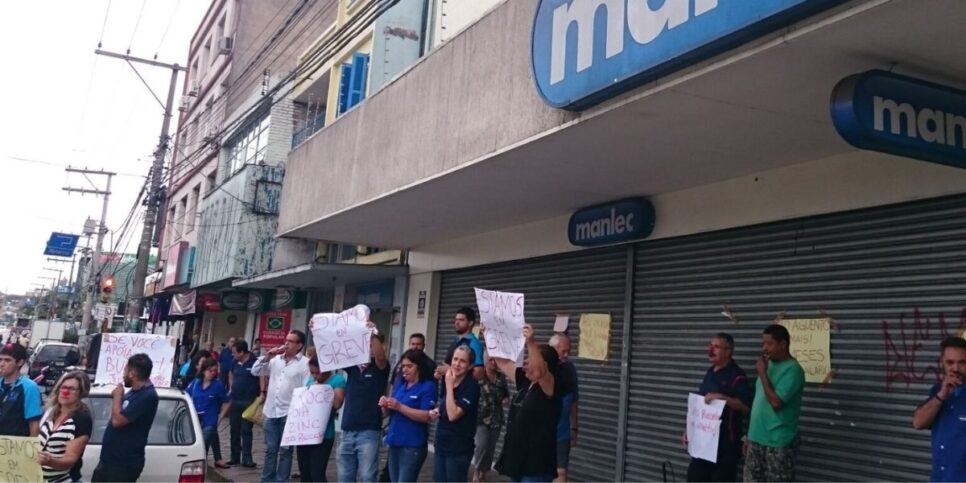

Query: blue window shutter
[337,62,353,115]
[346,53,370,110]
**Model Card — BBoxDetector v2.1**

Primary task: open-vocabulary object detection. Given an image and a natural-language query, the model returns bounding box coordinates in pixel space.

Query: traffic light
[100,277,114,303]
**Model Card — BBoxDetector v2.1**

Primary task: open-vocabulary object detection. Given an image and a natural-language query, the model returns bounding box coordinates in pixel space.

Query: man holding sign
[251,330,311,482]
[681,333,752,482]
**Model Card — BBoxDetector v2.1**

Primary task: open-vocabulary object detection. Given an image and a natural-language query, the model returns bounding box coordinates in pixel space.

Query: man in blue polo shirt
[92,353,160,482]
[219,337,236,385]
[435,307,485,381]
[338,332,390,483]
[228,339,260,467]
[683,333,752,482]
[0,343,42,436]
[913,336,966,482]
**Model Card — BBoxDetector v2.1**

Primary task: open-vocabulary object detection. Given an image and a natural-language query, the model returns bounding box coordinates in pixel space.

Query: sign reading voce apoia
[531,0,844,110]
[568,198,655,247]
[831,70,966,170]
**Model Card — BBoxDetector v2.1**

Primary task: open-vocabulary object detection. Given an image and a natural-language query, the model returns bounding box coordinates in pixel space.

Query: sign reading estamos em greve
[831,70,966,170]
[531,0,844,110]
[568,198,654,247]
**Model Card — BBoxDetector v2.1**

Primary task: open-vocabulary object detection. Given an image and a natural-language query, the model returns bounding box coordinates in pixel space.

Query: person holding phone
[912,336,966,482]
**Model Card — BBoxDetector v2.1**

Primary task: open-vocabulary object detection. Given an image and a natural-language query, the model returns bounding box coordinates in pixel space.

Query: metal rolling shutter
[625,194,966,482]
[436,246,628,482]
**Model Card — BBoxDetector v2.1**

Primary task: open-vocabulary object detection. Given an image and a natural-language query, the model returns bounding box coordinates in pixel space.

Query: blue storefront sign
[568,198,655,247]
[531,0,843,110]
[831,70,966,169]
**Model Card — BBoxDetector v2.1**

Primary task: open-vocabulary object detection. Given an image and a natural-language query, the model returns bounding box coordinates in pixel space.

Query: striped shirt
[38,409,93,482]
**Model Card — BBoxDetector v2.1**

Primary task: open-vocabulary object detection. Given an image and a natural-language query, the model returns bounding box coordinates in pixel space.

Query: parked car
[28,342,81,393]
[81,386,207,482]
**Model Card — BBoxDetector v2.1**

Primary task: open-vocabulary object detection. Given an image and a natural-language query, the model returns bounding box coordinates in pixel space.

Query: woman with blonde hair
[36,371,93,482]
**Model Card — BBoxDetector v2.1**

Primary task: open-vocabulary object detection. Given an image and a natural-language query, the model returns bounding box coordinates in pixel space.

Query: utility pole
[95,49,185,329]
[42,267,64,318]
[47,257,77,321]
[64,168,115,333]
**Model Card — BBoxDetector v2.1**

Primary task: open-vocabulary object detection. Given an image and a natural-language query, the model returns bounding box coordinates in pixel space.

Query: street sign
[93,303,116,320]
[43,232,80,257]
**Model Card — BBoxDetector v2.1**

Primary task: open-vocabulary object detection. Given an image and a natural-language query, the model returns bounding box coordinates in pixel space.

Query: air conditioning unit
[187,81,200,97]
[178,95,191,112]
[205,96,214,108]
[202,127,219,144]
[218,36,234,55]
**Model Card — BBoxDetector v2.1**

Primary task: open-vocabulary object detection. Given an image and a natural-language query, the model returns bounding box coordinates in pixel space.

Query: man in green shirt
[744,324,805,482]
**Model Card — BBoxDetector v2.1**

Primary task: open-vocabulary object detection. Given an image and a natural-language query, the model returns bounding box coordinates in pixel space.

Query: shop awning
[231,263,408,290]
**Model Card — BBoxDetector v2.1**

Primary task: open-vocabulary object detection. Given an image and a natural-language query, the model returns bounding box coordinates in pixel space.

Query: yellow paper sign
[0,435,43,483]
[780,318,832,383]
[578,313,611,361]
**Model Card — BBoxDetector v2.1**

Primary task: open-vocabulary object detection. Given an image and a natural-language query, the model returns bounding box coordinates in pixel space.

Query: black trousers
[229,399,255,463]
[296,438,335,482]
[91,461,143,482]
[686,444,740,483]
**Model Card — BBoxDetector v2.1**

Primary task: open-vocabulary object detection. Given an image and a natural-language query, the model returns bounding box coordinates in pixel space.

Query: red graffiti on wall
[882,308,966,392]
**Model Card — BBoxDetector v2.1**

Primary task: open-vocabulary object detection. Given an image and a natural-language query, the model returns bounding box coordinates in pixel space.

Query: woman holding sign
[188,359,231,469]
[494,324,561,483]
[380,349,438,482]
[430,345,480,483]
[296,355,346,482]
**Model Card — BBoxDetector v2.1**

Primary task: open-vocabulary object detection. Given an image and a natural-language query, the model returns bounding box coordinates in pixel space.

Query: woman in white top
[36,371,93,483]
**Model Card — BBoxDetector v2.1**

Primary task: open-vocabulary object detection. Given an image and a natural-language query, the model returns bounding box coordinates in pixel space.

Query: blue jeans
[202,426,223,462]
[262,416,292,482]
[433,452,472,483]
[337,430,380,483]
[387,446,427,483]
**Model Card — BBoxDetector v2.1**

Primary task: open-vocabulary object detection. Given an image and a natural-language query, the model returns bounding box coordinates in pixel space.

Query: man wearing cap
[0,343,43,436]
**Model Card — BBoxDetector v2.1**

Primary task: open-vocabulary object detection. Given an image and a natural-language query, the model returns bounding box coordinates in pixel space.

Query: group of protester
[683,327,966,483]
[0,340,159,482]
[0,310,958,483]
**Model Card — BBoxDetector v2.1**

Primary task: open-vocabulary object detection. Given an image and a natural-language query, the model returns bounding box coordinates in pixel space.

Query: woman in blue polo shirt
[380,350,438,482]
[431,345,480,483]
[296,355,346,482]
[188,359,230,469]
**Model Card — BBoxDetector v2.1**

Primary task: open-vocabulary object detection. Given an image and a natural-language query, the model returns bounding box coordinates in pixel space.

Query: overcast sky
[0,1,209,295]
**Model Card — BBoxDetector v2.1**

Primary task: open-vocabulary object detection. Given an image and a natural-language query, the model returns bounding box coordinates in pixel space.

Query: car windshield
[37,345,74,362]
[84,396,196,446]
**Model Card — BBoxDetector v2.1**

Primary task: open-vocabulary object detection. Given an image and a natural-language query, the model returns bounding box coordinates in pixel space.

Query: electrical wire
[128,0,150,54]
[97,0,113,48]
[154,0,181,59]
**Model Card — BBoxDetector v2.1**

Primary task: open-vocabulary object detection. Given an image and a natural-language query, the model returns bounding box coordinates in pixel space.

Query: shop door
[436,246,628,482]
[624,194,966,481]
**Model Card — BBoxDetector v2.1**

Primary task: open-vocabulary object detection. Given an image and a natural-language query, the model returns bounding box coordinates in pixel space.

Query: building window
[186,184,201,233]
[206,170,217,194]
[167,206,178,244]
[337,52,370,116]
[225,112,271,175]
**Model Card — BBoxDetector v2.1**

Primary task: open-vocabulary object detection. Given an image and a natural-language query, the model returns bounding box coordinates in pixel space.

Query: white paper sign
[553,314,570,333]
[475,288,526,362]
[281,385,335,446]
[310,305,373,372]
[686,393,726,463]
[95,333,177,388]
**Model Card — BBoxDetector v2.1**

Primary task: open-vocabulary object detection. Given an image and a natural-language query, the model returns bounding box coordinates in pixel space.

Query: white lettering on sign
[281,385,335,447]
[549,0,720,85]
[873,96,966,148]
[310,305,373,372]
[475,288,525,362]
[95,334,177,388]
[573,208,636,243]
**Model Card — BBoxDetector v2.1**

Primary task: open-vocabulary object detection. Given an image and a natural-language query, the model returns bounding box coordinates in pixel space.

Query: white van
[81,386,207,482]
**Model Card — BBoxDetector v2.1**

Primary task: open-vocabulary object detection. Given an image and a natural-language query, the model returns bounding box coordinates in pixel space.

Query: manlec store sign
[831,70,966,169]
[531,0,844,110]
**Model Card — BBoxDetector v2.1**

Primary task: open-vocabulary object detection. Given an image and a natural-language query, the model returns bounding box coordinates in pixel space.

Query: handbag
[242,395,265,426]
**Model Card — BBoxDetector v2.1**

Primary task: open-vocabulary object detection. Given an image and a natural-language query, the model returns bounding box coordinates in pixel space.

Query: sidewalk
[210,423,508,482]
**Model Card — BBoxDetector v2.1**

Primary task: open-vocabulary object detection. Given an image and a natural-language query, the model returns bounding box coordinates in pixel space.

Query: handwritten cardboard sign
[578,313,611,360]
[475,288,525,362]
[780,318,832,383]
[281,385,335,446]
[311,305,373,372]
[686,393,726,463]
[0,436,43,482]
[95,333,177,388]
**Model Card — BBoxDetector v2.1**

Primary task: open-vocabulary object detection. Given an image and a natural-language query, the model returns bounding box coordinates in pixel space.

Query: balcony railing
[292,110,327,148]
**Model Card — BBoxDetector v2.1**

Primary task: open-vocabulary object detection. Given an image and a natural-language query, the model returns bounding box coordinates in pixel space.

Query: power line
[97,0,113,48]
[128,0,149,54]
[154,0,182,59]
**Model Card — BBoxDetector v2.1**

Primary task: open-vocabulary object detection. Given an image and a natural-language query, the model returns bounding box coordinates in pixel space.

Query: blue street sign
[44,232,80,257]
